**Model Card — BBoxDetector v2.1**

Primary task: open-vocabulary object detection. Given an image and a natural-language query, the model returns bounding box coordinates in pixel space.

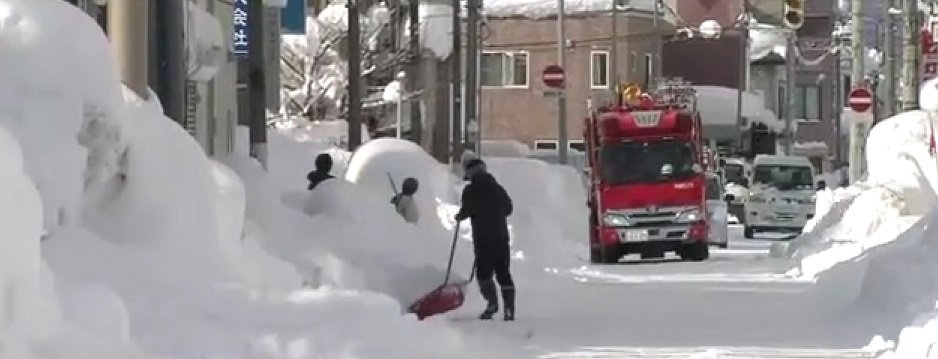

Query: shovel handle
[443,221,460,285]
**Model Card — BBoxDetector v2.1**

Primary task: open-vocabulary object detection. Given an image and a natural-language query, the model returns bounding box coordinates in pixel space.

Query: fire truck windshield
[599,140,696,185]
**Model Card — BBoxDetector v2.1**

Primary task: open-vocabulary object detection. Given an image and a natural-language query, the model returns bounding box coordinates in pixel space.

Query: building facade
[661,0,838,171]
[478,8,670,147]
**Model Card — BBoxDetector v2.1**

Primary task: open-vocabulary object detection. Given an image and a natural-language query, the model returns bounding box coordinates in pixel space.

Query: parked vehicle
[706,173,731,248]
[743,155,816,239]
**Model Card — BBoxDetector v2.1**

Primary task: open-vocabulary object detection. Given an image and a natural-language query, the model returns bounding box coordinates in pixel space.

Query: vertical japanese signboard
[920,28,937,84]
[233,0,249,58]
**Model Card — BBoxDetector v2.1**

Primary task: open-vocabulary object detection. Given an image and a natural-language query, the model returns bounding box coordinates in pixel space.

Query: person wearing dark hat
[307,153,335,190]
[390,177,420,224]
[455,158,516,321]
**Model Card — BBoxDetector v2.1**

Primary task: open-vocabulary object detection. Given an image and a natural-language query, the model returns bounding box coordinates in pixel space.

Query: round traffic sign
[848,87,873,112]
[542,65,565,88]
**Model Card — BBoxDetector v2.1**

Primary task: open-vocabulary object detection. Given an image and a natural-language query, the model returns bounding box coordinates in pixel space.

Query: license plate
[620,229,649,242]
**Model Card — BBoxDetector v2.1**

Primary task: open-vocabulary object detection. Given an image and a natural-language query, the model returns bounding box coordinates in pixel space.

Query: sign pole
[846,86,874,183]
[556,0,568,165]
[846,109,873,183]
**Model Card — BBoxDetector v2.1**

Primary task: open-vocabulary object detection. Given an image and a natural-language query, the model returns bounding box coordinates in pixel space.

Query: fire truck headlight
[675,208,703,223]
[603,213,632,227]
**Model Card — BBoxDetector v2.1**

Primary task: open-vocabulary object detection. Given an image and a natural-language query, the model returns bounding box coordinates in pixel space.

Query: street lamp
[395,71,406,139]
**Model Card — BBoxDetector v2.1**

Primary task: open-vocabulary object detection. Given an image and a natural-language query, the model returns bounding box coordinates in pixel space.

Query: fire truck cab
[585,81,711,263]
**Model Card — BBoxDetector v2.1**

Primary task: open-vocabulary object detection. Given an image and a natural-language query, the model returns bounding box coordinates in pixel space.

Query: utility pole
[834,53,843,162]
[451,0,463,163]
[465,0,479,153]
[850,0,863,87]
[248,0,268,167]
[347,0,363,150]
[900,0,920,110]
[609,0,618,92]
[831,14,846,168]
[557,0,569,164]
[108,0,149,99]
[784,33,795,155]
[155,0,186,126]
[651,0,660,82]
[407,0,422,144]
[883,2,896,117]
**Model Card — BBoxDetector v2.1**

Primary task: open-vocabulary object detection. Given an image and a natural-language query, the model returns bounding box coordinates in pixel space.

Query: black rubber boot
[502,287,515,321]
[478,280,499,320]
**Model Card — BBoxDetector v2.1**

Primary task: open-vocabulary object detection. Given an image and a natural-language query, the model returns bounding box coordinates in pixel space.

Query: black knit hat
[463,158,485,171]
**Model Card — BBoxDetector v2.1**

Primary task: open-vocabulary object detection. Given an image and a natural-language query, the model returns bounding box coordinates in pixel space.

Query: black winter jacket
[455,172,513,253]
[307,171,334,190]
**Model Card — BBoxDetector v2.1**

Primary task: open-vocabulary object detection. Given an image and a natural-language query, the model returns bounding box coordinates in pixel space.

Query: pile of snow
[480,139,531,157]
[0,126,149,358]
[1,1,474,358]
[484,158,589,268]
[228,137,475,305]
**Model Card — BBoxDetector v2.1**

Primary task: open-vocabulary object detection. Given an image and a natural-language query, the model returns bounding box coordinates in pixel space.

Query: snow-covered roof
[748,23,787,62]
[478,0,657,19]
[420,3,453,59]
[692,85,783,132]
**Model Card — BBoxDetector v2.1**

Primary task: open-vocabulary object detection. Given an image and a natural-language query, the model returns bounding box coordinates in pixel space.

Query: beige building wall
[478,13,670,146]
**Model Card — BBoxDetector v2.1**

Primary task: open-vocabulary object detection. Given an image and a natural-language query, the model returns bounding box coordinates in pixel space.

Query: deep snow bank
[225,136,475,306]
[484,158,589,268]
[0,1,472,357]
[782,109,938,272]
[44,89,469,358]
[0,126,152,358]
[0,0,127,234]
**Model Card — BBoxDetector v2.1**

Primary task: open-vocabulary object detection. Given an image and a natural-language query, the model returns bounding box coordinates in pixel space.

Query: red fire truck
[584,81,710,263]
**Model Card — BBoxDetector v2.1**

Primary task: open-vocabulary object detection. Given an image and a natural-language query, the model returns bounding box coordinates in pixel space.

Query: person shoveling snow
[455,159,516,321]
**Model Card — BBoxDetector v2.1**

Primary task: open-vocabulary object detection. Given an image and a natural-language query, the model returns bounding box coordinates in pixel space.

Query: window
[534,140,558,151]
[779,84,821,120]
[793,85,821,120]
[481,51,529,88]
[590,51,610,88]
[569,140,586,152]
[644,53,653,88]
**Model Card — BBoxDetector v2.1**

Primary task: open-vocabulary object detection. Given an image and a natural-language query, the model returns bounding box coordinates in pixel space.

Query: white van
[743,155,816,239]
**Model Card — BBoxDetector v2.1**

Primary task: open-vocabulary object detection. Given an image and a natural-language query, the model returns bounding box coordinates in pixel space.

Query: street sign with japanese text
[233,0,249,57]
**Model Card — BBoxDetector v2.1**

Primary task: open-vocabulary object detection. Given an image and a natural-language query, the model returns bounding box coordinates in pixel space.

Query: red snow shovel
[408,222,475,320]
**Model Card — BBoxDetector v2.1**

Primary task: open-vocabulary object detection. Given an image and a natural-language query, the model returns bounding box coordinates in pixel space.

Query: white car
[743,155,816,239]
[706,173,730,248]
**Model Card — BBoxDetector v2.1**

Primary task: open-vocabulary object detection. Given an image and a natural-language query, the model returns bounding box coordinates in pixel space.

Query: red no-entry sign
[848,87,873,113]
[542,65,565,88]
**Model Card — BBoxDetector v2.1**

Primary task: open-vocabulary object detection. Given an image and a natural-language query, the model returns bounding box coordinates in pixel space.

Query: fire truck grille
[632,220,676,228]
[630,212,677,219]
